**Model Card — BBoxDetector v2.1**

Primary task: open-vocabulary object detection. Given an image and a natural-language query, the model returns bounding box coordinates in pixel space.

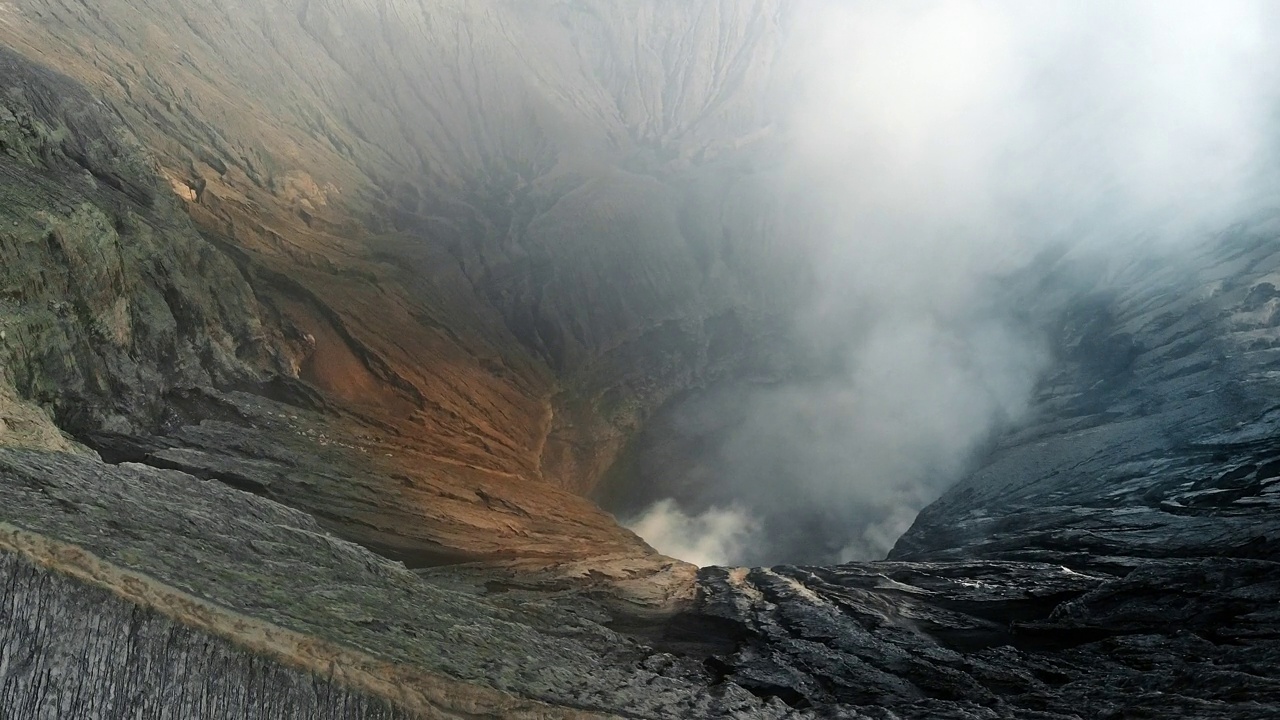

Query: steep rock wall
[0,12,688,566]
[0,45,288,448]
[0,0,804,495]
[893,229,1280,565]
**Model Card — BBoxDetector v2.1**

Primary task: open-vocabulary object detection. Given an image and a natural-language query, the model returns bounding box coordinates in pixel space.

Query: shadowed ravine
[0,2,1278,718]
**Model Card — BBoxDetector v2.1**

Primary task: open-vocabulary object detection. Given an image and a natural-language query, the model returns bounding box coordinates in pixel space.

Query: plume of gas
[630,0,1280,565]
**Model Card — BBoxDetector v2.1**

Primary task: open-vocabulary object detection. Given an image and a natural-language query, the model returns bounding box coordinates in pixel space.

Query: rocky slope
[0,0,803,494]
[894,232,1280,568]
[0,1,1277,718]
[0,39,655,573]
[0,0,809,562]
[0,44,284,450]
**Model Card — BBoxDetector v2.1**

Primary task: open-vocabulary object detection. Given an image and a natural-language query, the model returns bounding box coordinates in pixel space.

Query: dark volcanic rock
[0,447,780,718]
[609,233,1280,717]
[894,231,1280,567]
[5,435,1277,718]
[694,559,1280,717]
[0,552,414,720]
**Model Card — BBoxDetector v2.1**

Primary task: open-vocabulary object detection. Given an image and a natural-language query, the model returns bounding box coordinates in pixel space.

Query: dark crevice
[606,611,748,660]
[142,454,273,497]
[81,431,274,499]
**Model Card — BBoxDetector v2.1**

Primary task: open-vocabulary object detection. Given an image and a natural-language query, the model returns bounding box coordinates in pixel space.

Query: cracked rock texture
[0,550,415,720]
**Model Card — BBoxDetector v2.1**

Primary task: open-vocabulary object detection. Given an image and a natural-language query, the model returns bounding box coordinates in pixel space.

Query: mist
[628,0,1280,566]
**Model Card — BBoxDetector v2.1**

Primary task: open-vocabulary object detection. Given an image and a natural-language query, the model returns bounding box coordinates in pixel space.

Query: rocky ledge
[8,225,1280,717]
[4,428,1278,718]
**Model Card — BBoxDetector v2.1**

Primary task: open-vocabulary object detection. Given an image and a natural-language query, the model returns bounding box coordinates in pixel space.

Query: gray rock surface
[0,552,413,720]
[0,45,288,445]
[894,229,1280,568]
[6,415,1278,718]
[695,558,1280,717]
[0,449,777,719]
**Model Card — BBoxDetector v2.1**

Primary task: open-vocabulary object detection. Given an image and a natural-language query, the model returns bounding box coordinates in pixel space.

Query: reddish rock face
[0,0,803,566]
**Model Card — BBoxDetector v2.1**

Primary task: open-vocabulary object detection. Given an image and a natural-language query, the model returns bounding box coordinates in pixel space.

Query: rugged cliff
[1,0,803,494]
[0,0,812,562]
[694,234,1280,716]
[0,1,1277,718]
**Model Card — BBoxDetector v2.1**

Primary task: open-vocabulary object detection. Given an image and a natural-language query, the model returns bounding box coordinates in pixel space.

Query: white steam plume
[630,0,1280,566]
[626,500,757,568]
